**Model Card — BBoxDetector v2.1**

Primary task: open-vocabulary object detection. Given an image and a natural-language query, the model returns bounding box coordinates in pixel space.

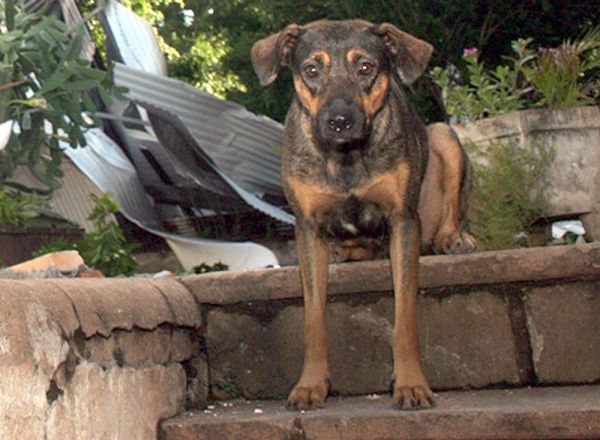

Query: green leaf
[63,79,100,92]
[82,93,97,113]
[72,65,109,81]
[61,25,84,63]
[97,86,113,107]
[40,70,69,94]
[5,1,16,31]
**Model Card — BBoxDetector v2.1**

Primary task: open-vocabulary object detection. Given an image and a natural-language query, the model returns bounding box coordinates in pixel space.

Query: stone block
[161,385,600,440]
[46,362,186,440]
[525,282,600,383]
[419,291,521,389]
[206,289,521,400]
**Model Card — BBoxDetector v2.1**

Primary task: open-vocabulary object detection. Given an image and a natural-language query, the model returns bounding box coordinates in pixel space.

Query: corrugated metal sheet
[102,0,286,199]
[49,159,114,232]
[100,0,167,75]
[65,128,281,270]
[112,64,285,197]
[10,159,114,233]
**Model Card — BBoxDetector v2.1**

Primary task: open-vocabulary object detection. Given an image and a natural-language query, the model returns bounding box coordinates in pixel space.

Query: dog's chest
[318,194,386,242]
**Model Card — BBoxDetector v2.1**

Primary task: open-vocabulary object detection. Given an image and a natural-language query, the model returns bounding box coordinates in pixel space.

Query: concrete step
[161,385,600,440]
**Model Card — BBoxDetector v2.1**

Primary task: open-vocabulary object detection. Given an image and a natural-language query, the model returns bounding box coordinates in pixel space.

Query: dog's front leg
[389,214,434,409]
[287,220,331,410]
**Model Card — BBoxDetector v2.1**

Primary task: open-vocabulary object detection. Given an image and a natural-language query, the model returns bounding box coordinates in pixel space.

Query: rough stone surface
[419,291,521,389]
[453,106,600,226]
[46,362,186,440]
[206,308,302,400]
[525,282,600,383]
[185,355,210,407]
[83,328,197,368]
[49,278,201,337]
[206,290,520,399]
[0,281,81,440]
[0,277,204,440]
[182,243,600,304]
[161,385,600,440]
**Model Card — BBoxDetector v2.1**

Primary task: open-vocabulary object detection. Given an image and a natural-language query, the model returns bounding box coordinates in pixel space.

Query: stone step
[161,385,600,440]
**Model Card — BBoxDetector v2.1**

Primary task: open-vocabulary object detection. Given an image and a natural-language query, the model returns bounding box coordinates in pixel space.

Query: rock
[46,362,186,439]
[524,282,600,383]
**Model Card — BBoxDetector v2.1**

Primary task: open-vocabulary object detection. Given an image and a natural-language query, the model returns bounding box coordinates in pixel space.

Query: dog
[252,20,476,410]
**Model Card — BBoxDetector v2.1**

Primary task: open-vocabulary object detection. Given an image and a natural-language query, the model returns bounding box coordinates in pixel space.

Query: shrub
[466,140,555,250]
[34,193,139,276]
[0,187,47,226]
[432,28,600,123]
[0,2,124,192]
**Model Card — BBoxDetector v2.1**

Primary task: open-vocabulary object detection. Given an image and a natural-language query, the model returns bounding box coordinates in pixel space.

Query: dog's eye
[304,64,320,78]
[358,61,374,76]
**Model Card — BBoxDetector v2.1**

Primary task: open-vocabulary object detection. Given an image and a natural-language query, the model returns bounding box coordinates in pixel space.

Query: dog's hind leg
[419,123,477,254]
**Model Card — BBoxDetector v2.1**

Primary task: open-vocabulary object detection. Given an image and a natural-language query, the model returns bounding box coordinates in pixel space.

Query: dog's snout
[327,113,354,132]
[317,98,366,147]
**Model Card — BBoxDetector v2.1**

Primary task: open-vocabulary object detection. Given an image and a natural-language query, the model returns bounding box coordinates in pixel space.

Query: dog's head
[252,20,433,151]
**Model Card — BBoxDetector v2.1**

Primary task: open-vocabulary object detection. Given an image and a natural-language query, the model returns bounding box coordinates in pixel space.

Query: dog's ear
[374,23,433,85]
[252,24,302,86]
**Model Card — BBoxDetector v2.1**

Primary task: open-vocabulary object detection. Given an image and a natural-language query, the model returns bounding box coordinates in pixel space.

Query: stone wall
[184,244,600,400]
[0,278,201,440]
[0,244,598,439]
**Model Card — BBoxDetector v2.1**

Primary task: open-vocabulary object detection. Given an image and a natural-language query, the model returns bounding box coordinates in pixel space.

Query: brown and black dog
[252,20,476,410]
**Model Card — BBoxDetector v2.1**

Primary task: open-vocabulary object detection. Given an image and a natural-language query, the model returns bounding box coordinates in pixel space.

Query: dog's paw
[287,377,330,410]
[391,380,434,410]
[435,231,477,255]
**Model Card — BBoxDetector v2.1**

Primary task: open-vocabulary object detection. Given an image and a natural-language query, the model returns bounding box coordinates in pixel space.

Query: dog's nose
[327,114,354,132]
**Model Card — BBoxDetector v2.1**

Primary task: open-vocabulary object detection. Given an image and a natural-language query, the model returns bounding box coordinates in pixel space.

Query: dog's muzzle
[316,98,367,149]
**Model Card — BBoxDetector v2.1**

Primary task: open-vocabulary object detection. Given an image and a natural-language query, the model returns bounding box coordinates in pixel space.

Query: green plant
[432,42,534,123]
[466,140,555,250]
[77,193,139,277]
[35,193,139,276]
[432,27,600,122]
[0,1,123,193]
[0,187,47,226]
[217,371,242,399]
[523,27,600,108]
[33,237,76,255]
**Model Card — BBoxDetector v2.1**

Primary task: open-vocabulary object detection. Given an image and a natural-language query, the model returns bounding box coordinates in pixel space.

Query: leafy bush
[0,187,47,226]
[34,193,139,276]
[432,28,600,123]
[466,140,555,250]
[524,27,600,108]
[0,2,124,192]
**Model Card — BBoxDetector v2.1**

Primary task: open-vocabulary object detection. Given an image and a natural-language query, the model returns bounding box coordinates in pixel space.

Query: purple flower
[463,47,479,57]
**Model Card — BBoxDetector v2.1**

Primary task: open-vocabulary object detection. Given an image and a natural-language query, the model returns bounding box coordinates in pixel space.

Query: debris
[552,220,585,239]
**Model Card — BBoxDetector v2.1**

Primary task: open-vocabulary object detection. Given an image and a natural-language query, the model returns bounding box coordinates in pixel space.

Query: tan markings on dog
[294,76,321,118]
[286,175,341,220]
[313,51,331,67]
[361,73,390,120]
[354,161,410,214]
[421,123,472,252]
[293,51,331,118]
[346,48,369,65]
